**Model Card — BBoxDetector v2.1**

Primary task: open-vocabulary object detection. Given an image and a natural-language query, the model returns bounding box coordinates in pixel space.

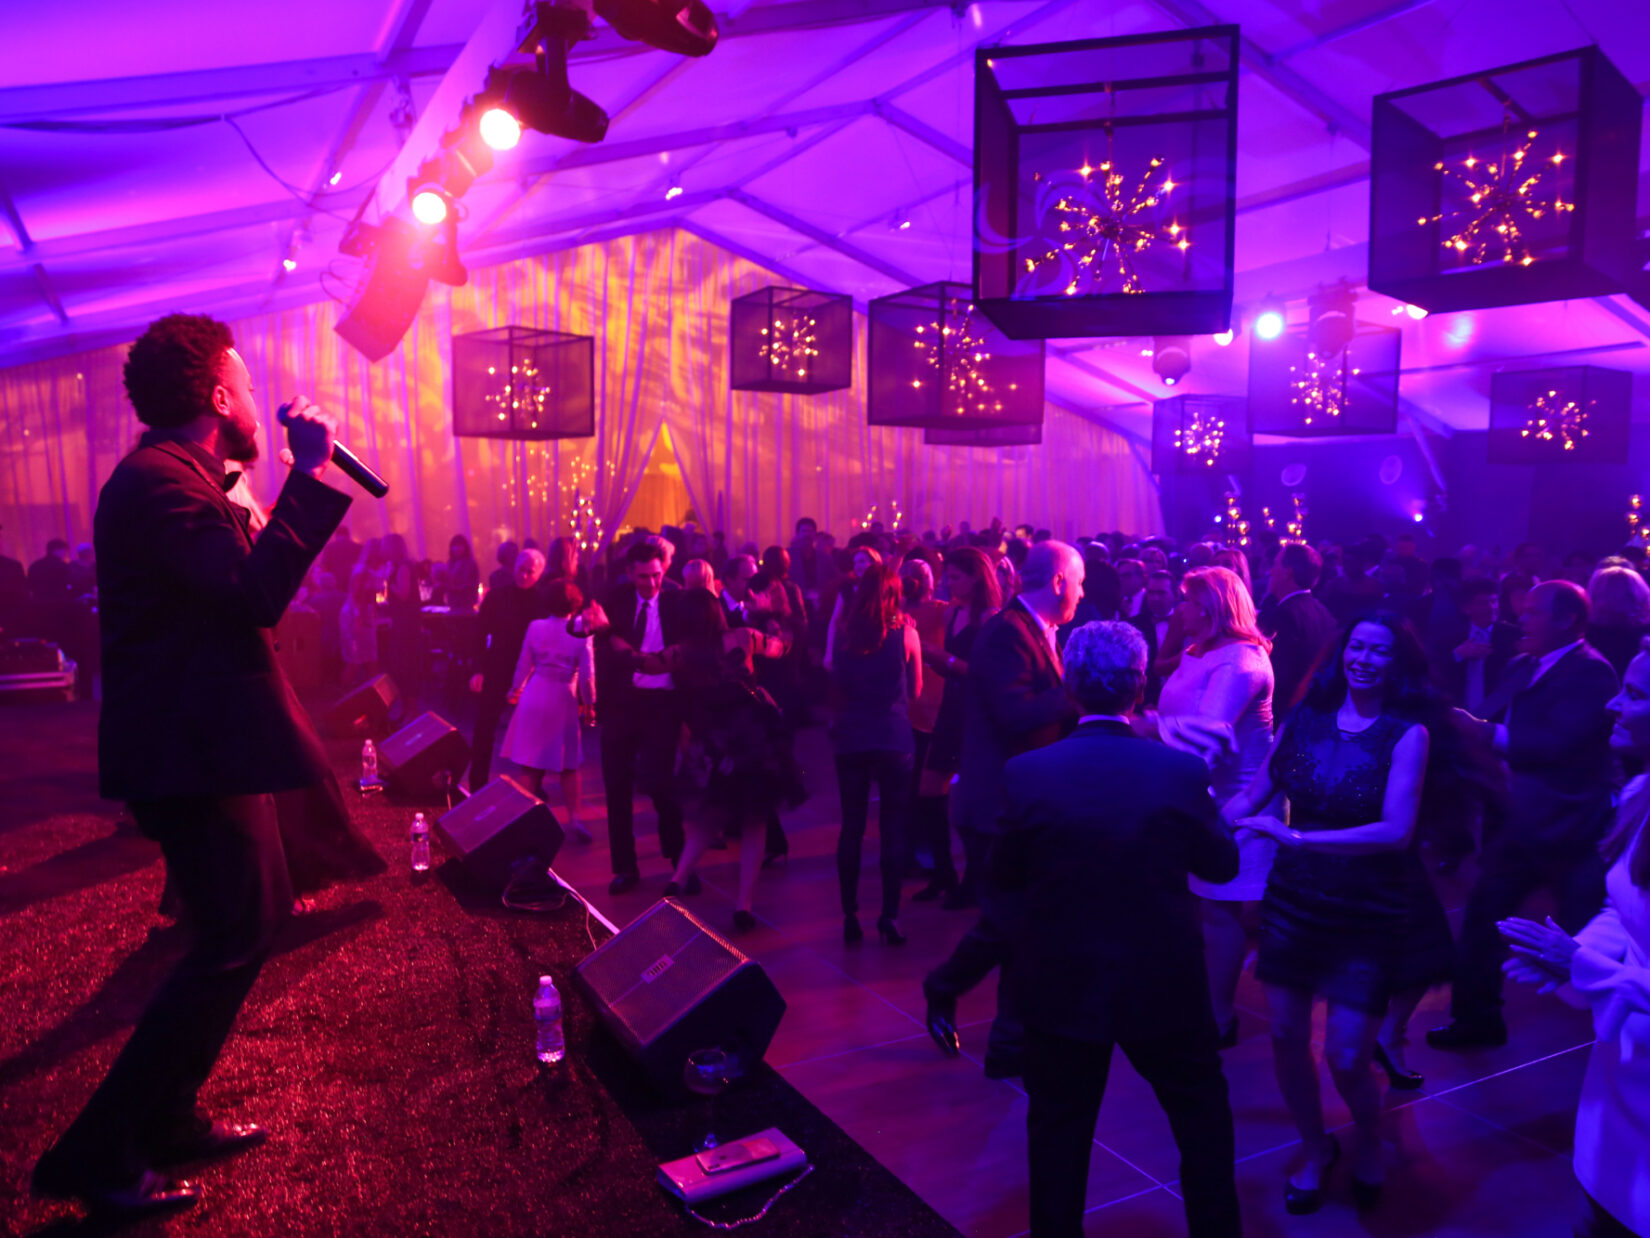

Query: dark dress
[1256,707,1452,1013]
[924,614,983,781]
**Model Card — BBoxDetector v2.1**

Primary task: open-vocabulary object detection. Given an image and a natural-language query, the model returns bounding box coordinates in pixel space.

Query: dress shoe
[923,992,961,1056]
[34,1167,200,1218]
[982,1052,1023,1080]
[150,1120,268,1168]
[911,878,955,903]
[1284,1134,1341,1216]
[843,914,863,943]
[875,916,906,946]
[1373,1041,1424,1090]
[608,873,640,895]
[1425,1019,1508,1050]
[939,888,978,911]
[731,909,757,934]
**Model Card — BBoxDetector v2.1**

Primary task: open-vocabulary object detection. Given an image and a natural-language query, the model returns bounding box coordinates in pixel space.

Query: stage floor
[2,695,1601,1238]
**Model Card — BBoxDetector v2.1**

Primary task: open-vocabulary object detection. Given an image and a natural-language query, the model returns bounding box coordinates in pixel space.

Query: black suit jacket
[954,599,1077,836]
[0,552,26,631]
[593,582,687,725]
[94,433,350,800]
[1127,610,1167,705]
[993,721,1238,1042]
[1267,592,1338,717]
[1479,643,1619,851]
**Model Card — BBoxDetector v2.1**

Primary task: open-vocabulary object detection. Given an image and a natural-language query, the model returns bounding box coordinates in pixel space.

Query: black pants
[601,691,685,877]
[957,823,992,902]
[469,680,509,788]
[36,794,291,1189]
[1579,1192,1639,1238]
[1451,836,1607,1026]
[924,896,1023,1061]
[834,749,911,920]
[1023,1024,1240,1238]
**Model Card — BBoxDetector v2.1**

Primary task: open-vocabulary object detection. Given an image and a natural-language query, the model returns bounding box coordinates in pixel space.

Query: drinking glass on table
[683,1047,739,1152]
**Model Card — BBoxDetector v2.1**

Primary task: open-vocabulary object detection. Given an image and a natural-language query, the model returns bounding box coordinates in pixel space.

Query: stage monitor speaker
[379,711,470,800]
[326,673,399,738]
[575,900,786,1099]
[435,775,563,893]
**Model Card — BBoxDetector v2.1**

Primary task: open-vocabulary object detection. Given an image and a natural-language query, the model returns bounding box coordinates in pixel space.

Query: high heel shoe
[1283,1134,1340,1216]
[875,916,906,946]
[1372,1041,1424,1090]
[843,915,863,943]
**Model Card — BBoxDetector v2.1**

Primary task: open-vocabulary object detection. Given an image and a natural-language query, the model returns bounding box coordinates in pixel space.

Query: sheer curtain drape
[0,229,1162,562]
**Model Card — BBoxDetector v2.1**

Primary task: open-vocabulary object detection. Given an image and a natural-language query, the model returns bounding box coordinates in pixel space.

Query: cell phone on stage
[697,1137,780,1175]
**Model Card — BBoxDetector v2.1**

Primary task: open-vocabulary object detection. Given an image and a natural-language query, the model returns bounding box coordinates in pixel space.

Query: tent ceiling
[2,0,1649,442]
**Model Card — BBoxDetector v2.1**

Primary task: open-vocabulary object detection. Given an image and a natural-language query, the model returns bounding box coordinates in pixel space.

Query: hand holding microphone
[275,398,390,497]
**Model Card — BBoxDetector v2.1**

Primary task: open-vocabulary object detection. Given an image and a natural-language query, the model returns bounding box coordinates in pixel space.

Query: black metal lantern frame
[729,285,853,394]
[1247,321,1401,437]
[1370,46,1643,313]
[1151,395,1250,475]
[1488,365,1632,465]
[451,325,595,440]
[973,24,1239,340]
[867,281,1045,429]
[925,422,1043,447]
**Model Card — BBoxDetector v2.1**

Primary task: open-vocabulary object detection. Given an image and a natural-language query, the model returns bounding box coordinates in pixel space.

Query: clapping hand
[1232,815,1300,846]
[1498,916,1579,993]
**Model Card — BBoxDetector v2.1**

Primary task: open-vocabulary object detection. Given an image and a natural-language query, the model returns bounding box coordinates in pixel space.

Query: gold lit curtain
[0,229,1161,564]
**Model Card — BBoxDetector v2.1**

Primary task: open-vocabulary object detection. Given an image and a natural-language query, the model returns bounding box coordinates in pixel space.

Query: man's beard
[224,416,260,464]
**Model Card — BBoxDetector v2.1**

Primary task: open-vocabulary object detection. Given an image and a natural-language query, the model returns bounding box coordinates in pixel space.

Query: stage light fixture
[1213,329,1233,346]
[1254,302,1286,340]
[1406,303,1428,320]
[283,257,298,272]
[411,187,449,226]
[484,61,609,145]
[437,123,495,197]
[1152,336,1192,387]
[423,215,469,288]
[664,180,683,200]
[479,105,522,150]
[593,0,719,57]
[1307,281,1357,357]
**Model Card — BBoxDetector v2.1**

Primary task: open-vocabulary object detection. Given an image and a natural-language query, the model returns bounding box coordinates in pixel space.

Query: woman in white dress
[503,578,594,841]
[1153,565,1276,1046]
[1501,640,1650,1238]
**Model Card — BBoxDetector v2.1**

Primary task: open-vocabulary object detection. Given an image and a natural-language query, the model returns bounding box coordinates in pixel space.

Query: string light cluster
[1283,493,1308,544]
[1288,349,1361,426]
[1519,387,1592,451]
[483,355,553,430]
[855,499,905,533]
[911,298,1016,418]
[1218,493,1251,548]
[1628,494,1645,546]
[758,313,820,380]
[1419,115,1572,268]
[1019,153,1184,297]
[1174,403,1227,468]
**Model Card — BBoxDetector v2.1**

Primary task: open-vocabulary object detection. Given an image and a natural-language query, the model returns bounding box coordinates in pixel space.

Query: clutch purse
[657,1128,808,1205]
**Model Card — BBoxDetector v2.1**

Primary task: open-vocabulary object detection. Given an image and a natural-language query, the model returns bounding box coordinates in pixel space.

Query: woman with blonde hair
[1151,565,1276,1046]
[1587,564,1650,680]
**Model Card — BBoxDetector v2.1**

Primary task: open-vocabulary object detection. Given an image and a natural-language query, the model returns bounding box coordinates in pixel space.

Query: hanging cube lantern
[1247,319,1401,437]
[729,285,853,394]
[1488,366,1631,464]
[972,25,1239,340]
[925,421,1043,447]
[1151,395,1250,475]
[1370,47,1643,313]
[451,326,594,439]
[867,281,1044,429]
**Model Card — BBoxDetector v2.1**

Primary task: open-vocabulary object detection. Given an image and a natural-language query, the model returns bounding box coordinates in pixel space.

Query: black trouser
[834,749,911,920]
[1023,1024,1240,1238]
[600,690,685,877]
[1451,835,1608,1027]
[924,893,1023,1061]
[1579,1192,1638,1238]
[956,823,992,901]
[36,794,291,1190]
[468,679,509,788]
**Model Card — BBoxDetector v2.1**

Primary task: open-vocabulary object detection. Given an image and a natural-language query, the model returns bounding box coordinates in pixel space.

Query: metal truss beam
[726,190,923,286]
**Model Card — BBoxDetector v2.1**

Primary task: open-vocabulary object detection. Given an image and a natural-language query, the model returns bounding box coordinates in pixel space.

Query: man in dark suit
[1128,569,1177,706]
[923,540,1083,1078]
[0,520,27,635]
[467,547,549,788]
[1263,542,1339,717]
[996,621,1239,1238]
[1430,580,1618,1048]
[27,537,75,605]
[1435,577,1518,711]
[32,314,348,1217]
[594,539,687,894]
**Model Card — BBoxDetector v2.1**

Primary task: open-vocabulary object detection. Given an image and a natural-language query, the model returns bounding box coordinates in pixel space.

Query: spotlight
[282,257,298,272]
[664,180,683,200]
[1307,280,1356,356]
[1212,329,1233,346]
[1405,303,1428,320]
[1254,302,1286,340]
[479,105,522,150]
[411,186,449,226]
[593,0,719,56]
[484,60,609,145]
[1152,336,1191,387]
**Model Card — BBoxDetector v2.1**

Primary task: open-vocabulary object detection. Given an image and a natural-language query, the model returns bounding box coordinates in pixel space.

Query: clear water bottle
[534,975,565,1064]
[361,738,378,785]
[410,812,431,873]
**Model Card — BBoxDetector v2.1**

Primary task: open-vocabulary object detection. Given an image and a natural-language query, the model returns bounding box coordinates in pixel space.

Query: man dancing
[32,314,349,1216]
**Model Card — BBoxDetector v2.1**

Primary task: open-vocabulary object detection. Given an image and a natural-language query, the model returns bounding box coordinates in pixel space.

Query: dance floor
[1,694,1601,1237]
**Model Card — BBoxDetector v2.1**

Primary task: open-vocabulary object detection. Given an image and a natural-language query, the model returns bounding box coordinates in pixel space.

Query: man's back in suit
[1268,592,1338,717]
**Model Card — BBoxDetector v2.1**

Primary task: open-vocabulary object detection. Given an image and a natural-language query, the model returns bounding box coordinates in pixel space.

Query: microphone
[275,401,390,498]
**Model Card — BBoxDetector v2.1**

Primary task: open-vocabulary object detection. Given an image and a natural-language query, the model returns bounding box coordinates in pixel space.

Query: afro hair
[123,313,235,428]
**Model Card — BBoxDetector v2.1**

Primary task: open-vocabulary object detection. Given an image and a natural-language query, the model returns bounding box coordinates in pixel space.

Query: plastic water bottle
[361,738,378,784]
[410,812,431,873]
[534,975,565,1064]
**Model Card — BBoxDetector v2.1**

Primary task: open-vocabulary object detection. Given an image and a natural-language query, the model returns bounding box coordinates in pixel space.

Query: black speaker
[327,673,399,738]
[379,711,470,799]
[434,775,563,893]
[574,900,786,1098]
